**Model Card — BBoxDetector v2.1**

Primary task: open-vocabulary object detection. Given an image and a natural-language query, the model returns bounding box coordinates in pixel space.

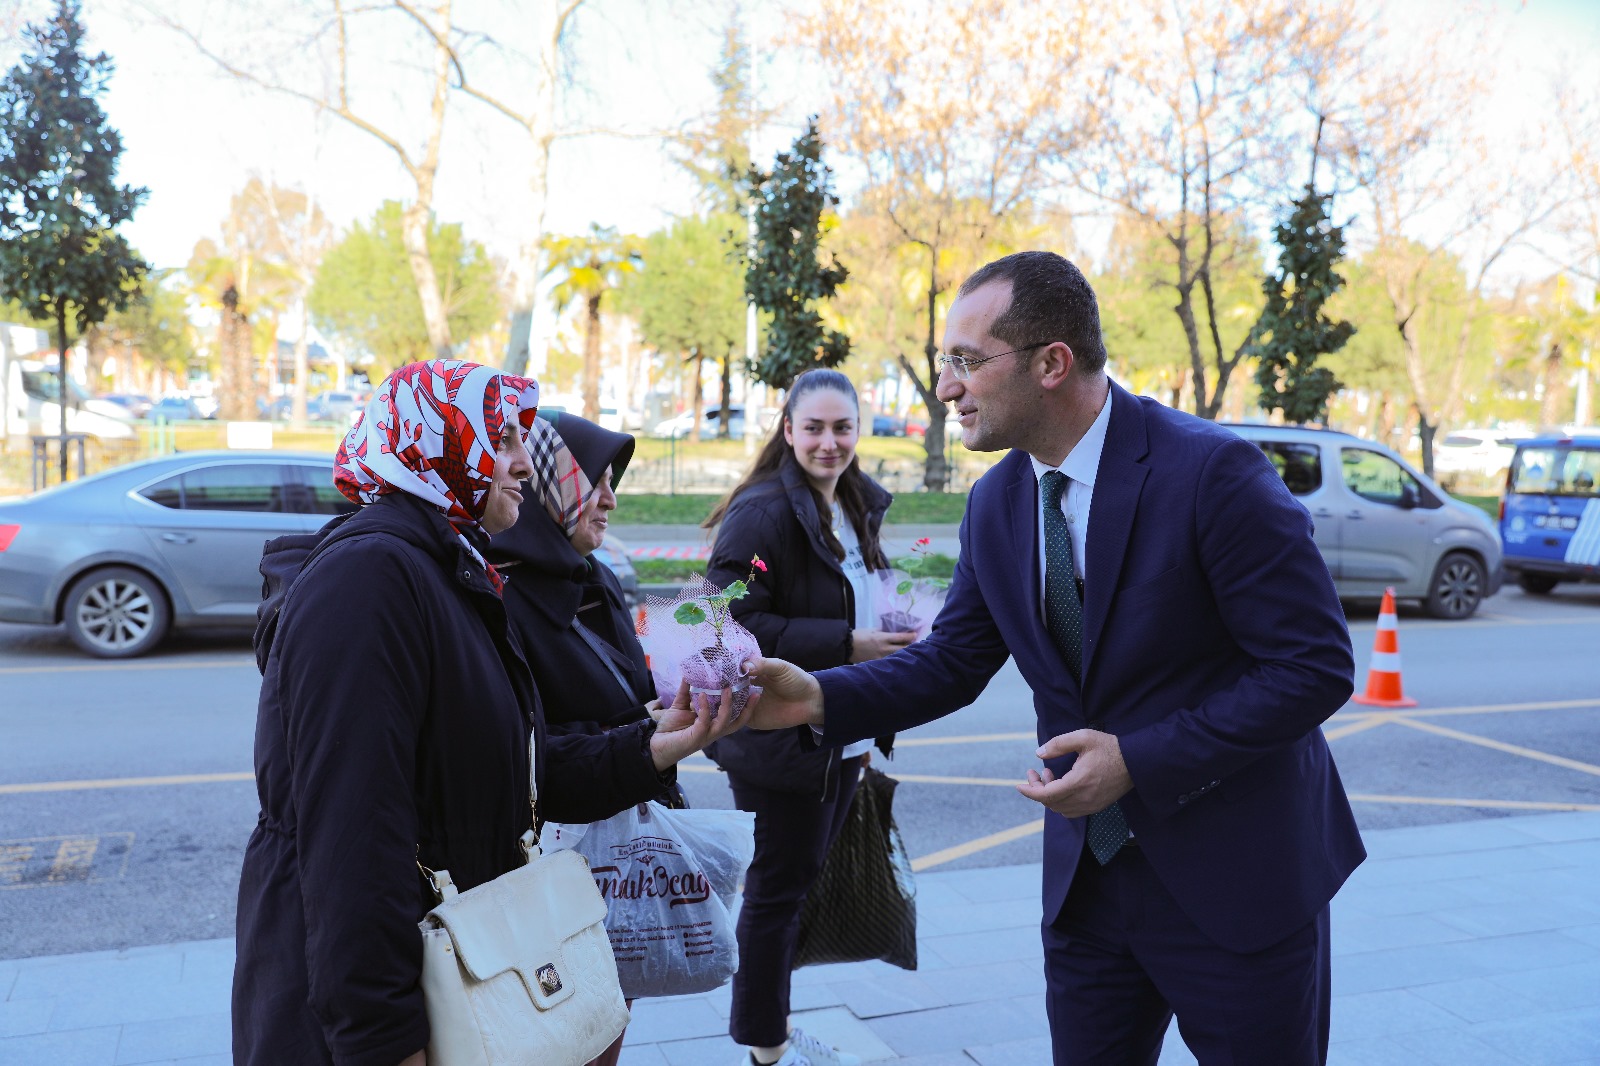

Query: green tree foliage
[542,223,643,421]
[310,201,498,376]
[1094,212,1262,411]
[1249,186,1354,424]
[1325,247,1494,453]
[0,0,146,477]
[615,214,746,437]
[673,21,761,217]
[84,270,197,393]
[745,121,849,391]
[1508,274,1599,429]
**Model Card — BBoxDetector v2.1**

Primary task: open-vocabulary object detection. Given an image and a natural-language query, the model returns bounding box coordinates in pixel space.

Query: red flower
[752,555,768,573]
[915,537,931,547]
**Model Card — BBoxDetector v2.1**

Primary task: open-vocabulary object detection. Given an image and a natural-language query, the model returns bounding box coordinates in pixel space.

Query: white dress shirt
[1029,390,1113,620]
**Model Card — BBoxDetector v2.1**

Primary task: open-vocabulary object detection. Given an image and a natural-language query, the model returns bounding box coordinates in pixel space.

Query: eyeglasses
[936,341,1056,380]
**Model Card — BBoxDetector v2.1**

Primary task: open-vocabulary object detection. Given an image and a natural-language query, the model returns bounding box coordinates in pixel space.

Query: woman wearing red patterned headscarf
[233,360,747,1066]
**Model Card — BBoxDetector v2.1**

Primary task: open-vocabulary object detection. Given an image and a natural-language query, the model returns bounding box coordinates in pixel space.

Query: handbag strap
[572,617,639,702]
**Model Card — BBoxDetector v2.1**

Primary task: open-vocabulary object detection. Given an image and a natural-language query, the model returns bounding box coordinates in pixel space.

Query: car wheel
[1423,553,1486,620]
[1518,573,1559,595]
[63,567,172,658]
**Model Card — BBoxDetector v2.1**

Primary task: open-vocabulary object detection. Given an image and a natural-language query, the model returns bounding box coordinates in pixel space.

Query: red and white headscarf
[334,360,540,545]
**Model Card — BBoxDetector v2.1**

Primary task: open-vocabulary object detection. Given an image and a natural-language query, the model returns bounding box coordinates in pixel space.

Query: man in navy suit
[745,251,1364,1065]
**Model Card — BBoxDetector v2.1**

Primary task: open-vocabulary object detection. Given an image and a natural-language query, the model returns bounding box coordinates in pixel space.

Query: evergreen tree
[1250,185,1354,424]
[745,120,849,390]
[0,0,147,480]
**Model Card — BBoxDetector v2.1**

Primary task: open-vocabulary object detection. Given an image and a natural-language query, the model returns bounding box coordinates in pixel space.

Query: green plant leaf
[896,579,913,595]
[674,602,707,626]
[723,580,748,600]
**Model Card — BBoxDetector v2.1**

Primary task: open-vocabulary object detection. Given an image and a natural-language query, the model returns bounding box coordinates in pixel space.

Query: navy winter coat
[232,492,666,1066]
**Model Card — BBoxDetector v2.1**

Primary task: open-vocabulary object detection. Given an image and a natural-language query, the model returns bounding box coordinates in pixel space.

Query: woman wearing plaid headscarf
[233,360,747,1066]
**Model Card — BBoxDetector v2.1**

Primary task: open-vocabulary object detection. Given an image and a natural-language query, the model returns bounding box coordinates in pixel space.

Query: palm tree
[542,224,643,421]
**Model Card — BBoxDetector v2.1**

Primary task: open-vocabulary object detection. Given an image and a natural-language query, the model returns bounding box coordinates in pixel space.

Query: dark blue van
[1500,434,1600,593]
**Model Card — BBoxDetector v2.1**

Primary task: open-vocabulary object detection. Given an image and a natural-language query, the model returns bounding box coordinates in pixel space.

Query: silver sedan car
[0,452,353,657]
[0,450,646,656]
[1225,424,1504,619]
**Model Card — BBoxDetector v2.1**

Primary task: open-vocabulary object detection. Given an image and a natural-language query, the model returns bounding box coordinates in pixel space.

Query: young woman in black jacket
[488,412,679,1066]
[703,369,911,1066]
[234,362,744,1066]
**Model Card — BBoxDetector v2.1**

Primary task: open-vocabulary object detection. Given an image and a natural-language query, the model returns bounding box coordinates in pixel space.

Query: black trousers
[1042,838,1331,1066]
[727,756,864,1048]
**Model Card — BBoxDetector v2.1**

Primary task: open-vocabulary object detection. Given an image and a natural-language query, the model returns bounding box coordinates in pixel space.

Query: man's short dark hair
[958,251,1107,375]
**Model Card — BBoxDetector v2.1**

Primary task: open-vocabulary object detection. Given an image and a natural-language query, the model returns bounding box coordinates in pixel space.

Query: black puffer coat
[704,454,894,799]
[489,488,683,807]
[233,492,667,1066]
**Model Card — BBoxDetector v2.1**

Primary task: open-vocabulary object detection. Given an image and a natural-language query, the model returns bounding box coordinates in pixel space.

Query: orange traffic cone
[1352,587,1418,708]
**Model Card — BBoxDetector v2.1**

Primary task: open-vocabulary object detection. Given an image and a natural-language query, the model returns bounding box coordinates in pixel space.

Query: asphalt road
[2,586,1598,960]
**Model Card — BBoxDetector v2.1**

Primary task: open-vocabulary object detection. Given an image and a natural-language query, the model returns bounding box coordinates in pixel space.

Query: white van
[2,347,136,442]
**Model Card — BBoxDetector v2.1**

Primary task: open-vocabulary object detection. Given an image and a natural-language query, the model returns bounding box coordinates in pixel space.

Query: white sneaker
[785,1027,862,1066]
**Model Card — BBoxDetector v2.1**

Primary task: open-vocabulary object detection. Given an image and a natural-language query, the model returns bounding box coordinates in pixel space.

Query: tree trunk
[217,285,255,422]
[913,272,949,491]
[57,308,70,485]
[292,299,310,426]
[582,293,602,421]
[690,349,704,440]
[502,1,574,375]
[1538,340,1566,428]
[0,321,13,451]
[401,201,454,359]
[1173,284,1209,416]
[718,347,733,439]
[1416,413,1438,479]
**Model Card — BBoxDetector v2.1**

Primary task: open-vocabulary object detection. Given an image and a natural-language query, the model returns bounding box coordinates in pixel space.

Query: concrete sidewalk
[3,811,1599,1065]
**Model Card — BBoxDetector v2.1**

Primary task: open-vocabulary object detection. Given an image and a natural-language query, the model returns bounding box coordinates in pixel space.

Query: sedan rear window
[138,464,293,512]
[1254,441,1322,496]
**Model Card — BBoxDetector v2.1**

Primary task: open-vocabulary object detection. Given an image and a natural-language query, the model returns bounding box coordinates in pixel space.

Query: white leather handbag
[417,736,630,1066]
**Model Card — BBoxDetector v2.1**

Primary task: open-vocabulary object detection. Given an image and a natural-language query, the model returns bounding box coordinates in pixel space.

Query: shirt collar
[1029,386,1113,488]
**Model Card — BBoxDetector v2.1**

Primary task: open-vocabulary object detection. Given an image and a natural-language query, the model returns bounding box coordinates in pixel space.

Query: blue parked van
[1500,434,1600,593]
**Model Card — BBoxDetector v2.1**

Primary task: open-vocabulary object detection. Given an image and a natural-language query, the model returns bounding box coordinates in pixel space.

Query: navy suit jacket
[815,382,1366,953]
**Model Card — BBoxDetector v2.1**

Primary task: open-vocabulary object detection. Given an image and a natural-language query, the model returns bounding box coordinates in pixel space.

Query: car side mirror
[1398,484,1419,510]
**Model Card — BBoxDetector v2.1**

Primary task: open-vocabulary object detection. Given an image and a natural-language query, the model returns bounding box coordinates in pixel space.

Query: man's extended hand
[740,656,824,730]
[1016,729,1133,819]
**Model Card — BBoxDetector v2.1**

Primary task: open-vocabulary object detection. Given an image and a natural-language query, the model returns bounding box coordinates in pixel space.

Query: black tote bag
[793,766,918,971]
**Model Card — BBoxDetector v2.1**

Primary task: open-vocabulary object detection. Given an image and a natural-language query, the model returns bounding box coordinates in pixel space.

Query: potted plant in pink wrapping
[669,555,767,717]
[879,537,949,637]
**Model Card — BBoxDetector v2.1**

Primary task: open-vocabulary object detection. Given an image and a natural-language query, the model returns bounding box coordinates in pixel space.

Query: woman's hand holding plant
[849,628,915,663]
[648,679,754,771]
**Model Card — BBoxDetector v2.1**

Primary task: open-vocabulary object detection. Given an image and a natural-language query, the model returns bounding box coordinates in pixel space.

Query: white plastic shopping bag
[544,802,755,999]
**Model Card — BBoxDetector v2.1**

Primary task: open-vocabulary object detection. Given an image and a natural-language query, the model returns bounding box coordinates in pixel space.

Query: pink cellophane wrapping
[875,569,946,640]
[636,576,761,719]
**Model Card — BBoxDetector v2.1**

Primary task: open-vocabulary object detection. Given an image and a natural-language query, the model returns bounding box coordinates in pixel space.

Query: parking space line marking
[0,658,254,676]
[1388,717,1600,777]
[1324,714,1394,741]
[0,771,254,795]
[912,818,1044,872]
[1347,793,1600,812]
[1329,696,1600,721]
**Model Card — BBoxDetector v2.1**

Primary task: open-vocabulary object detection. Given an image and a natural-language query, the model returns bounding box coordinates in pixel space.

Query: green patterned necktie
[1040,470,1129,864]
